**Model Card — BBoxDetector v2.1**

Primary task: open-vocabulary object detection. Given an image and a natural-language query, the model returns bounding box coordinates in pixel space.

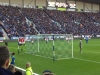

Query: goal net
[25,34,73,60]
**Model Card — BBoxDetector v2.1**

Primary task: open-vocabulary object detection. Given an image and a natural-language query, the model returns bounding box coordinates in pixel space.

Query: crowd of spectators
[45,10,100,35]
[0,5,36,38]
[21,8,64,34]
[0,5,100,37]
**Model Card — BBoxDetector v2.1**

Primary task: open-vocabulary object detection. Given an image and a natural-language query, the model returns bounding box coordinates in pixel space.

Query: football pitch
[0,38,100,75]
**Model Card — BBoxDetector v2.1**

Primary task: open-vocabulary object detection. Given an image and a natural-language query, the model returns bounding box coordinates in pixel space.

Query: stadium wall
[93,4,99,11]
[0,0,9,3]
[76,1,84,11]
[85,3,92,10]
[36,0,47,7]
[0,0,100,12]
[24,0,35,7]
[10,0,22,5]
[76,1,99,12]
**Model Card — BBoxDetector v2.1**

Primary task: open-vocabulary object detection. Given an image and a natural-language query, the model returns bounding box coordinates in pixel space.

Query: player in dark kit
[79,38,82,53]
[18,42,23,55]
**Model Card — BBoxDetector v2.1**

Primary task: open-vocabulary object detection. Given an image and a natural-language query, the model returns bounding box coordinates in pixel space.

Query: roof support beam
[9,0,11,6]
[22,0,24,8]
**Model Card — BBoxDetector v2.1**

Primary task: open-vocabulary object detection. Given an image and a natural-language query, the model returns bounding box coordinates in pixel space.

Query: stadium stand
[21,8,65,34]
[0,5,100,37]
[44,10,100,35]
[0,6,37,38]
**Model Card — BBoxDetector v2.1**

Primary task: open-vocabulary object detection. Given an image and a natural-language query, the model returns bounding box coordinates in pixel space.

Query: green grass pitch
[0,38,100,75]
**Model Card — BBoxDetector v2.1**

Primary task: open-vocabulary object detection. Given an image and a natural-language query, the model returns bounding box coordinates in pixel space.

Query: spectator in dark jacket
[0,46,14,75]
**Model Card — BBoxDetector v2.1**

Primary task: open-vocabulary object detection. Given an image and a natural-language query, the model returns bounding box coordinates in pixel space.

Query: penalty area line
[73,58,100,64]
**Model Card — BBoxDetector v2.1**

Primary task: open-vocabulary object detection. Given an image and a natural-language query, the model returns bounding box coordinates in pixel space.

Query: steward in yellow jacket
[26,62,33,75]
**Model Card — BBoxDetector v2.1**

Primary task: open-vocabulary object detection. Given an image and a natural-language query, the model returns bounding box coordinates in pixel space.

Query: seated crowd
[22,8,64,34]
[45,10,100,35]
[0,5,100,37]
[0,5,37,37]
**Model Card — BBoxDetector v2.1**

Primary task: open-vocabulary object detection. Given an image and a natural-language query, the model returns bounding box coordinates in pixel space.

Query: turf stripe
[74,58,100,64]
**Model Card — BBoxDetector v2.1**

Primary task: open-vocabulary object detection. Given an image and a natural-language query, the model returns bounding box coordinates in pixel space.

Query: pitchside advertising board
[0,37,5,42]
[74,35,92,39]
[11,34,100,41]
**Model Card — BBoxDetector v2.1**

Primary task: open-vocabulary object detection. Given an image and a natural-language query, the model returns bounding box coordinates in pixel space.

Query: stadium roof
[0,0,100,5]
[75,0,100,4]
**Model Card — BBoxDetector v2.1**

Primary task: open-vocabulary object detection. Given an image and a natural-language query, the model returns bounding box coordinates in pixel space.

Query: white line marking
[32,54,53,59]
[57,58,71,60]
[74,49,100,54]
[84,51,100,53]
[74,58,100,64]
[9,47,100,63]
[9,47,18,49]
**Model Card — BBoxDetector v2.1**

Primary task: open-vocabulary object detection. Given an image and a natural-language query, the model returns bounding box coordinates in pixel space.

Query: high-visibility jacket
[26,67,33,75]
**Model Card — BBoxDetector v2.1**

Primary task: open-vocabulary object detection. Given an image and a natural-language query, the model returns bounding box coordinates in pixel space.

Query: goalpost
[26,34,73,60]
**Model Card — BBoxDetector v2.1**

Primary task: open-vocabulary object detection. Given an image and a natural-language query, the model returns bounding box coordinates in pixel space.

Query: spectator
[7,64,15,73]
[0,46,14,75]
[26,62,33,75]
[14,70,22,75]
[42,70,55,75]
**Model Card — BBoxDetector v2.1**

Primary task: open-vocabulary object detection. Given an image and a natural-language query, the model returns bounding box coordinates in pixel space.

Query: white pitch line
[73,58,100,64]
[32,54,53,59]
[9,47,100,63]
[83,51,100,53]
[9,47,18,49]
[9,47,52,58]
[73,49,100,54]
[10,46,100,54]
[57,58,71,60]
